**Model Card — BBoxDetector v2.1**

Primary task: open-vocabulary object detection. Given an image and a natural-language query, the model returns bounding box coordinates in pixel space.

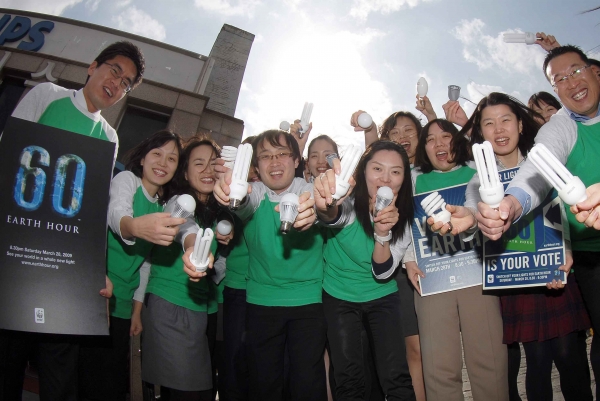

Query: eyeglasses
[104,62,133,93]
[552,65,591,89]
[389,132,418,142]
[256,152,294,162]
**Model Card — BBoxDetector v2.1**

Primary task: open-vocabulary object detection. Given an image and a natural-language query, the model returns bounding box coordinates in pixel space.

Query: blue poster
[412,183,483,296]
[482,167,567,289]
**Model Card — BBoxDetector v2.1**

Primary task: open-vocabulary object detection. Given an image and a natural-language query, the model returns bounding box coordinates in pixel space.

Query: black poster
[0,117,115,335]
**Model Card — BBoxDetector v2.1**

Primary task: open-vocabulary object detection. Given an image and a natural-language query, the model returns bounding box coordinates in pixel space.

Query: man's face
[83,55,137,113]
[256,135,299,194]
[547,52,600,118]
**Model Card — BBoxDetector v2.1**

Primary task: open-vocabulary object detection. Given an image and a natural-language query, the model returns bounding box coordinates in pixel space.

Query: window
[0,77,26,132]
[116,105,170,163]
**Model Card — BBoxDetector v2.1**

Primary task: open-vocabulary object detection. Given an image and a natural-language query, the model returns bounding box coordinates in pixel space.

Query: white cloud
[350,0,432,21]
[85,0,100,12]
[112,6,166,41]
[193,0,261,17]
[238,25,393,153]
[451,19,546,75]
[115,0,132,7]
[0,0,82,15]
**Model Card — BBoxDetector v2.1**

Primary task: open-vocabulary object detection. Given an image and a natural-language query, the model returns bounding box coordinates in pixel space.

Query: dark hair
[414,119,470,173]
[94,41,145,88]
[462,92,540,156]
[251,130,300,167]
[542,45,589,82]
[380,111,422,141]
[173,135,225,229]
[242,135,256,146]
[528,91,562,111]
[353,141,413,243]
[307,135,339,155]
[123,130,183,204]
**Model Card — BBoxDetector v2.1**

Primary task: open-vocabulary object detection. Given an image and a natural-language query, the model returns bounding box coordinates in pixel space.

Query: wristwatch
[374,230,392,246]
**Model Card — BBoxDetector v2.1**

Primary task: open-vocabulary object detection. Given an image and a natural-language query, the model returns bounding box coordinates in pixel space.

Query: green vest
[323,218,397,302]
[564,122,600,251]
[39,96,109,140]
[415,166,476,195]
[107,186,161,318]
[244,194,324,306]
[223,216,249,290]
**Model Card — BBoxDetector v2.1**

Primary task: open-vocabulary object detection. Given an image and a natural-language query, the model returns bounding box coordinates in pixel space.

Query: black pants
[323,291,415,401]
[246,302,327,401]
[522,331,592,401]
[79,316,131,401]
[221,287,249,401]
[573,251,600,400]
[0,330,79,401]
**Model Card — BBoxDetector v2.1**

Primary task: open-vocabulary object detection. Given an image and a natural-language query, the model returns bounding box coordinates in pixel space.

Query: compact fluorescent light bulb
[529,143,587,205]
[221,146,238,170]
[357,113,373,129]
[421,191,451,224]
[503,32,538,45]
[229,143,253,210]
[299,102,313,138]
[165,194,196,219]
[374,186,394,217]
[332,145,362,201]
[216,220,233,236]
[279,193,300,234]
[190,228,214,272]
[472,141,504,208]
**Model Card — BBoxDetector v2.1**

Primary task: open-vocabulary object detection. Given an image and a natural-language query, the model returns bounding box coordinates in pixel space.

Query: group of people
[1,31,600,401]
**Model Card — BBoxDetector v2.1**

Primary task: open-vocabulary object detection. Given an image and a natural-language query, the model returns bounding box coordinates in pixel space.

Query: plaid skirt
[500,274,591,344]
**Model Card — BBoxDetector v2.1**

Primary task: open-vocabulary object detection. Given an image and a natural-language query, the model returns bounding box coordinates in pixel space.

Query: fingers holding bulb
[294,192,316,231]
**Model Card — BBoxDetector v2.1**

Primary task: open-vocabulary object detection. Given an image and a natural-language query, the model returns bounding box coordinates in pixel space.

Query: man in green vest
[476,45,600,399]
[1,41,145,401]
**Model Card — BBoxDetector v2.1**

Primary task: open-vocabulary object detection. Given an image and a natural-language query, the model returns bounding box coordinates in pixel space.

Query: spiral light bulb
[421,191,451,224]
[529,143,587,205]
[221,146,238,169]
[502,32,538,45]
[165,194,196,219]
[190,228,214,272]
[374,186,394,217]
[472,141,504,208]
[279,193,300,234]
[332,145,362,202]
[216,220,233,236]
[229,143,253,210]
[357,113,373,129]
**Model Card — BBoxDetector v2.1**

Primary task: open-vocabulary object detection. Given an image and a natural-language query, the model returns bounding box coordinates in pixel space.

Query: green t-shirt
[565,122,600,251]
[244,194,325,307]
[223,216,249,290]
[415,165,477,195]
[107,179,162,319]
[323,218,397,302]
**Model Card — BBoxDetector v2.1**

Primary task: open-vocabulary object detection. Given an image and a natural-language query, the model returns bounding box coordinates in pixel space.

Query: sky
[3,0,600,153]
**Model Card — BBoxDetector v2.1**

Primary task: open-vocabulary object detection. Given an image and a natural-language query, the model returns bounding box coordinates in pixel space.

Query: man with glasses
[1,41,144,401]
[476,45,600,399]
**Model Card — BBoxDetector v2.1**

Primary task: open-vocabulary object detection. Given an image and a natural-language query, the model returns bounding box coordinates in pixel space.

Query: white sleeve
[372,224,412,279]
[107,171,141,245]
[133,259,150,303]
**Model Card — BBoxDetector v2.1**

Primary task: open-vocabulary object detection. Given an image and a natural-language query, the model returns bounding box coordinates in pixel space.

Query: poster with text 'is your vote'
[0,117,114,335]
[412,182,484,297]
[482,166,567,290]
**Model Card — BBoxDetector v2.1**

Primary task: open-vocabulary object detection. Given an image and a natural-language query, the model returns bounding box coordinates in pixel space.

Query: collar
[496,149,524,170]
[73,89,101,121]
[563,104,600,122]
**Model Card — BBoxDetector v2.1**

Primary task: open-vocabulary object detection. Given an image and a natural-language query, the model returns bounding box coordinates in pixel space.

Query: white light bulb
[216,220,233,236]
[230,143,253,210]
[332,145,362,201]
[374,186,394,217]
[472,141,504,208]
[529,143,587,205]
[357,113,373,129]
[279,193,300,234]
[326,153,339,168]
[279,121,290,131]
[421,192,451,224]
[221,146,238,169]
[502,32,538,45]
[165,194,196,219]
[448,85,461,101]
[417,77,428,97]
[190,228,214,272]
[298,102,313,139]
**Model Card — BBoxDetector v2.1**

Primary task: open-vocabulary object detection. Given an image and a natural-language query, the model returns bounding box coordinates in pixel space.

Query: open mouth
[269,170,284,179]
[400,141,411,151]
[103,86,113,98]
[435,151,448,161]
[495,137,509,146]
[572,89,587,101]
[153,168,167,177]
[200,177,215,184]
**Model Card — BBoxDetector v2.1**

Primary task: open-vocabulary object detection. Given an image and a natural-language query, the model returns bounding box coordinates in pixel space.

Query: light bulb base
[558,177,588,206]
[280,221,294,234]
[333,181,351,200]
[433,210,451,224]
[479,185,504,209]
[190,257,209,273]
[230,198,242,210]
